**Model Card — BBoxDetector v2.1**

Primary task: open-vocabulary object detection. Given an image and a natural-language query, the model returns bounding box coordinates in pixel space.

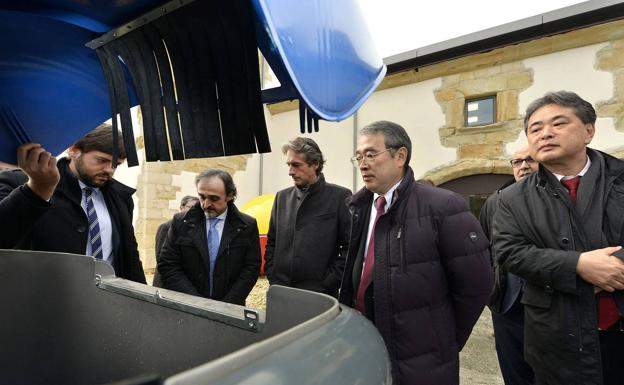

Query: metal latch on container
[244,309,259,331]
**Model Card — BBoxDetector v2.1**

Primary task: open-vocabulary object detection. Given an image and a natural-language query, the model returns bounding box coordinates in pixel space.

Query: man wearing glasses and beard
[0,123,146,283]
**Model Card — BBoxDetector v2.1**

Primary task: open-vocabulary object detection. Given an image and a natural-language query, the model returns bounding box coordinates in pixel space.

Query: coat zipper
[397,227,407,274]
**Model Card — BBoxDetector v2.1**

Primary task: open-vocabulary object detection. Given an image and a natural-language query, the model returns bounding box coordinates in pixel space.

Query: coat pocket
[314,212,336,220]
[174,237,194,247]
[521,284,553,309]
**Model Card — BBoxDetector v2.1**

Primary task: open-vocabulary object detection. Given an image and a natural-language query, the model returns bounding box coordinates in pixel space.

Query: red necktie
[561,176,620,330]
[355,195,386,313]
[560,176,580,202]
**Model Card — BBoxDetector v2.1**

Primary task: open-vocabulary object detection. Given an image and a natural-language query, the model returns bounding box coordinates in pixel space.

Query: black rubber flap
[94,0,271,166]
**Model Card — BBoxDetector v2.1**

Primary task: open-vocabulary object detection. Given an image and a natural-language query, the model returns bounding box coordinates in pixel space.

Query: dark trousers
[599,329,624,385]
[492,299,535,385]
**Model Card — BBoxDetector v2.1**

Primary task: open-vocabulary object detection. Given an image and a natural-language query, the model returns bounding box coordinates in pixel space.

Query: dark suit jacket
[0,158,146,284]
[264,174,351,296]
[0,168,50,248]
[0,184,52,248]
[158,202,261,305]
[152,219,172,287]
[0,168,29,201]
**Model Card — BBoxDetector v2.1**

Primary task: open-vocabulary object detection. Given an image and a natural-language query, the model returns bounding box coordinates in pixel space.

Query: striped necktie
[84,187,103,260]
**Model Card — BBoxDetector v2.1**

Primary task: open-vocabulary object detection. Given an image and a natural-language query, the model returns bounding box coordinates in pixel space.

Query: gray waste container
[0,250,390,385]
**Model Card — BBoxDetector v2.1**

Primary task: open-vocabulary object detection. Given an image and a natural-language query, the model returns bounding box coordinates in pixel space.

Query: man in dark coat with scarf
[0,124,146,283]
[339,120,492,384]
[264,137,351,297]
[493,91,624,385]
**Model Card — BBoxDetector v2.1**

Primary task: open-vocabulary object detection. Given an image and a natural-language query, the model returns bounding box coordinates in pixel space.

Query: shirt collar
[373,179,402,210]
[553,156,591,181]
[78,180,100,193]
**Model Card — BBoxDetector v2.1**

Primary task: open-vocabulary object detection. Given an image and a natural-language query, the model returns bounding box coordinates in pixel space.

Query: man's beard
[204,209,219,218]
[75,156,111,187]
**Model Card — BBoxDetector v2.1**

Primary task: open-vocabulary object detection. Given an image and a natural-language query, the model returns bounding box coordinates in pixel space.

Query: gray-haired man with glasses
[479,145,538,385]
[340,120,492,385]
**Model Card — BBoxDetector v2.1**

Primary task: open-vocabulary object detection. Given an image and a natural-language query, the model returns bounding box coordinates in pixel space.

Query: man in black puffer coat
[339,120,492,385]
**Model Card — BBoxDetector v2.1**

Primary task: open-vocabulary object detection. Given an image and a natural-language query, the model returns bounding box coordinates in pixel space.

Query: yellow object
[240,194,275,234]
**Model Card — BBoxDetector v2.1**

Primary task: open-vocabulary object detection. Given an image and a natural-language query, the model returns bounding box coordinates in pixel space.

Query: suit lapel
[217,212,239,257]
[189,212,210,267]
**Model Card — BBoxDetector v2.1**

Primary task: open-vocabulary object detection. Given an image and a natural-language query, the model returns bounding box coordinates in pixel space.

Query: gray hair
[179,195,199,208]
[524,91,596,133]
[360,120,412,167]
[194,169,237,201]
[281,137,325,175]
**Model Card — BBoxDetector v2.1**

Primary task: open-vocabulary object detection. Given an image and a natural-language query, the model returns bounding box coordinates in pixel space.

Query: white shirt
[79,181,113,265]
[553,156,591,181]
[364,179,402,260]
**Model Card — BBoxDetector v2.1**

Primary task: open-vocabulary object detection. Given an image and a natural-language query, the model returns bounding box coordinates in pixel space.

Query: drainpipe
[352,111,358,192]
[259,56,266,196]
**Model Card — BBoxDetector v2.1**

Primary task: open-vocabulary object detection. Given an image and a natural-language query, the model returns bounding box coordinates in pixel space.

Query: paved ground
[248,277,504,385]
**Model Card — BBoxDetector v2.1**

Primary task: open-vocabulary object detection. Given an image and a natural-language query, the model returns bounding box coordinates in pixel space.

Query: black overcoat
[493,149,624,385]
[158,203,261,305]
[264,174,351,296]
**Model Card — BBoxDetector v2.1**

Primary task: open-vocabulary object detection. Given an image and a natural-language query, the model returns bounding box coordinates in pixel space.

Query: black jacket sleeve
[223,220,261,304]
[0,169,28,201]
[438,193,493,350]
[321,189,351,292]
[158,218,202,296]
[493,194,579,294]
[0,185,52,248]
[264,194,279,283]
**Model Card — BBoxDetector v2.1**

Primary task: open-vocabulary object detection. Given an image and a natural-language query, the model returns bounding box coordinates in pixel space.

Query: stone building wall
[427,63,532,185]
[125,18,624,277]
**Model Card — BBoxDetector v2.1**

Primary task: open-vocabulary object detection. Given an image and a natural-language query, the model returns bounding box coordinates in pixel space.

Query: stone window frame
[464,94,497,127]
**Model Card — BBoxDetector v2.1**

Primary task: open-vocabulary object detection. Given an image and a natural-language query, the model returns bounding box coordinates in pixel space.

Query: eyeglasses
[510,157,537,168]
[351,148,394,167]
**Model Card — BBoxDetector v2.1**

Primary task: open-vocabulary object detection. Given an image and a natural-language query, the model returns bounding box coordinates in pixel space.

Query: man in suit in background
[480,145,538,385]
[153,195,199,287]
[159,168,261,305]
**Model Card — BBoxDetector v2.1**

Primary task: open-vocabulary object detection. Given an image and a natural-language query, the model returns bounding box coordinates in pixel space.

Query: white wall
[508,43,622,154]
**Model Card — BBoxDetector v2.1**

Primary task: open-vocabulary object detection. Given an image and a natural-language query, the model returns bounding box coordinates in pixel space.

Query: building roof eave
[385,0,624,74]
